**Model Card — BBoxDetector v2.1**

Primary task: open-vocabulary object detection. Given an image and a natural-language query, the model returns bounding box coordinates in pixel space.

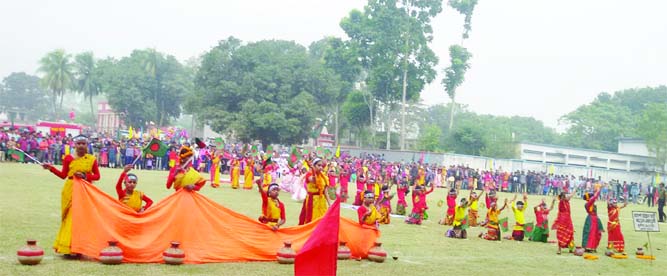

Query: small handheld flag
[143,138,168,157]
[288,146,299,168]
[214,137,224,148]
[194,137,207,149]
[460,215,469,230]
[524,222,534,236]
[499,217,509,232]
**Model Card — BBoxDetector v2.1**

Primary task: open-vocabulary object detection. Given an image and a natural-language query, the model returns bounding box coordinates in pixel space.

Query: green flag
[324,148,332,159]
[8,149,24,162]
[499,217,509,232]
[524,222,535,236]
[266,145,274,155]
[288,146,299,167]
[214,137,224,149]
[460,215,469,230]
[316,146,324,157]
[250,145,258,156]
[143,138,168,157]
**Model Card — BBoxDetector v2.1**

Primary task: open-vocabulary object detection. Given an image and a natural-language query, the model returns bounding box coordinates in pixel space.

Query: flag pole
[13,148,42,165]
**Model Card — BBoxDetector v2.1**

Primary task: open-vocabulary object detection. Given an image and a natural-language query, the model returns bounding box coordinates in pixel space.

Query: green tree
[341,0,442,150]
[309,37,362,147]
[98,50,189,127]
[73,52,101,116]
[139,49,190,126]
[38,49,74,117]
[448,0,479,39]
[0,72,51,121]
[419,103,554,158]
[189,38,339,145]
[638,103,667,169]
[441,45,472,131]
[341,90,372,146]
[560,101,635,151]
[560,86,667,152]
[446,120,485,156]
[416,124,442,152]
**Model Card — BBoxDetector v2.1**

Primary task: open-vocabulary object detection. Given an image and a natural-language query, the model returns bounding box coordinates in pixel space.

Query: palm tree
[141,49,164,125]
[38,49,74,118]
[74,52,100,116]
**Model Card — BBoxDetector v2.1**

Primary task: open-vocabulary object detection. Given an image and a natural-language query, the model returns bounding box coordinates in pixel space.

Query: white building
[519,142,662,172]
[617,138,653,157]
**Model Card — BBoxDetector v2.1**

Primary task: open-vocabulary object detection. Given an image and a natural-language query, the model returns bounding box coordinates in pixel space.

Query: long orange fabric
[70,179,379,263]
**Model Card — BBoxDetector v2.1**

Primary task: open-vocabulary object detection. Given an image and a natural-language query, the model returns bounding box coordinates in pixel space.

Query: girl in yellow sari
[230,155,241,188]
[166,145,206,191]
[243,154,255,189]
[298,158,330,225]
[42,135,100,256]
[115,165,153,212]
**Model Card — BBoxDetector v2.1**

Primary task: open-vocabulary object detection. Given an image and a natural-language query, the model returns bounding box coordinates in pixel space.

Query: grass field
[1,162,665,275]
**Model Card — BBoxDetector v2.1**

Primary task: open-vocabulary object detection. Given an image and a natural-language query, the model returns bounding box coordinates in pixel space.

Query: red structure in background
[0,122,35,132]
[97,101,122,135]
[316,127,334,147]
[35,121,82,137]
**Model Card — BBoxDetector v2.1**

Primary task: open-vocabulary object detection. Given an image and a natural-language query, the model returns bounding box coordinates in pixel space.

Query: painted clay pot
[367,242,387,263]
[17,240,44,265]
[163,241,185,265]
[636,247,644,256]
[605,248,613,257]
[277,241,296,264]
[574,246,584,256]
[337,241,351,260]
[99,240,123,264]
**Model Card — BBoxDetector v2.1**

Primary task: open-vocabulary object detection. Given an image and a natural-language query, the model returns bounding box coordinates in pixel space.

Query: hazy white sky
[2,0,666,129]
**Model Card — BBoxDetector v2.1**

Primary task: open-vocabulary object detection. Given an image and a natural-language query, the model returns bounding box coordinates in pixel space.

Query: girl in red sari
[439,189,457,225]
[405,185,434,225]
[582,189,604,253]
[396,175,409,215]
[607,198,627,253]
[552,192,574,254]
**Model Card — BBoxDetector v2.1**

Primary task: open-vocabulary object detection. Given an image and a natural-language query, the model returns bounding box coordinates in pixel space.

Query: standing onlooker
[658,183,666,223]
[647,183,656,208]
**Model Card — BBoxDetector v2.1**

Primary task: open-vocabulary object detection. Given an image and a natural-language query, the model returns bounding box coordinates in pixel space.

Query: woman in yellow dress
[243,153,255,189]
[166,145,206,191]
[230,155,241,189]
[42,135,101,256]
[298,158,330,225]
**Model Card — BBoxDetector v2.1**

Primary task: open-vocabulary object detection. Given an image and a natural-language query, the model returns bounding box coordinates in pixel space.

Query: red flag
[294,199,340,276]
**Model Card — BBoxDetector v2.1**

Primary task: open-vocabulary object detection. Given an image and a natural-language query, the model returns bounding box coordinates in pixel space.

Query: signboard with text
[632,211,660,232]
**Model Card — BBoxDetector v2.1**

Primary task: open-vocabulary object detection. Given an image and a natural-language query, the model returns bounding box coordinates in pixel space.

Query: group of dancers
[37,136,633,259]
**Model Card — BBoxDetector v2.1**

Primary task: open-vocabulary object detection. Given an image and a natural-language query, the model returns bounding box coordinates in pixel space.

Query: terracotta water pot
[636,247,644,256]
[605,248,613,257]
[17,240,44,265]
[163,241,185,265]
[337,241,351,260]
[277,241,296,264]
[99,240,123,264]
[574,246,584,256]
[367,242,387,263]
